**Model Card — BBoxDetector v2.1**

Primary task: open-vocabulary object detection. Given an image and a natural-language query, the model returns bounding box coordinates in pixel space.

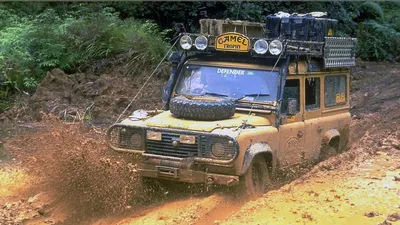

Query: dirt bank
[1,65,167,123]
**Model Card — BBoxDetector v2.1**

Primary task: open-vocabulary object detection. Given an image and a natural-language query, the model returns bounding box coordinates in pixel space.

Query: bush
[0,5,169,96]
[359,2,384,21]
[357,20,400,62]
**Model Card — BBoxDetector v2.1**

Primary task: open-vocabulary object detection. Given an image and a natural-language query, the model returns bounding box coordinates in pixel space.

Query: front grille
[146,131,199,158]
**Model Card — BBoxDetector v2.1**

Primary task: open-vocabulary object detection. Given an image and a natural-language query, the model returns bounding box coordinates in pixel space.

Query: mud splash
[3,116,148,222]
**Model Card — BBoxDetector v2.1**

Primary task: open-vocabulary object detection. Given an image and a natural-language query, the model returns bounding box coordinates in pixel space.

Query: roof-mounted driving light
[254,39,268,54]
[194,35,208,50]
[269,40,283,55]
[180,35,192,50]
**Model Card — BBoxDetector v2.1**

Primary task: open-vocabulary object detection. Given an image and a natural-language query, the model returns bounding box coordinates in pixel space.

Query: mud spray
[5,116,151,220]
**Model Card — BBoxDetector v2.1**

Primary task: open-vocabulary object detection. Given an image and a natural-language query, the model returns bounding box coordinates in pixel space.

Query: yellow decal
[335,93,346,103]
[215,32,250,52]
[287,115,296,123]
[328,28,333,36]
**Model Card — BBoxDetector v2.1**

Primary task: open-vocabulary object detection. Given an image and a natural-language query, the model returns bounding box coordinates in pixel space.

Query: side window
[305,77,320,111]
[281,79,300,114]
[325,75,347,107]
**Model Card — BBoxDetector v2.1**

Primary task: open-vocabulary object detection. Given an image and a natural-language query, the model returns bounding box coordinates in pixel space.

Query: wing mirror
[287,98,298,115]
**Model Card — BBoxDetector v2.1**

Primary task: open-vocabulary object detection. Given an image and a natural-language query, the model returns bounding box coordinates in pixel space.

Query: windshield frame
[172,60,281,107]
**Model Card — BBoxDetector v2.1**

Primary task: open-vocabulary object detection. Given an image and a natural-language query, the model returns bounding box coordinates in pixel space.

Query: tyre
[169,96,235,121]
[239,156,271,199]
[319,145,338,161]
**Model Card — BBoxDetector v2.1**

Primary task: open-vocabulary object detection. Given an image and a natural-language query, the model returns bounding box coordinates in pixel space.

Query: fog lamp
[269,40,283,55]
[180,35,192,50]
[195,35,208,50]
[254,39,268,54]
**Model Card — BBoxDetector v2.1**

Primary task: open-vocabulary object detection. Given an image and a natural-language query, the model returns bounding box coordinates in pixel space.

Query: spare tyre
[170,96,235,121]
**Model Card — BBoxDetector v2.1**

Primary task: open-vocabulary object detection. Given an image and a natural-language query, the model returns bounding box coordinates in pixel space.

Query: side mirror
[287,98,298,115]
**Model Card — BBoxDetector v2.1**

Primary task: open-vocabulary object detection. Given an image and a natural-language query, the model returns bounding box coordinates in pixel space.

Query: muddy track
[0,61,399,225]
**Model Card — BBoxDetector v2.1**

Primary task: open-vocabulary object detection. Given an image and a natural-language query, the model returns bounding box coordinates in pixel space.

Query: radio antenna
[234,1,242,33]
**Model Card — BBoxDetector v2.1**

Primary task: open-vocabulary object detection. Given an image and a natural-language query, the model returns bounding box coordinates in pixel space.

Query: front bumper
[140,154,239,186]
[140,168,239,186]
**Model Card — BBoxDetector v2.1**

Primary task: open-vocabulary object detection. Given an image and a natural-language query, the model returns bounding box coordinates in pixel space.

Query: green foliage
[0,4,169,97]
[357,21,400,61]
[359,2,384,21]
[1,1,400,101]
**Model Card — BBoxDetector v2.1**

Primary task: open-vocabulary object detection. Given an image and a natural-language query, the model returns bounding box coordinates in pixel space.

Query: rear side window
[324,75,347,107]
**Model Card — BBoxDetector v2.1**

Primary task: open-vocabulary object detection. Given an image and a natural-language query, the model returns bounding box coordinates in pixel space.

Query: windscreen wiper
[202,92,230,98]
[235,93,270,101]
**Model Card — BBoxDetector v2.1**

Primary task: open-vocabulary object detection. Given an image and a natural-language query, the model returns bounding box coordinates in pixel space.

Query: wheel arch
[240,142,275,176]
[322,129,341,150]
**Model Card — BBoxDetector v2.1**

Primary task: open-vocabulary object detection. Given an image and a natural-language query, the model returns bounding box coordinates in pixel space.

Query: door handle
[297,130,304,138]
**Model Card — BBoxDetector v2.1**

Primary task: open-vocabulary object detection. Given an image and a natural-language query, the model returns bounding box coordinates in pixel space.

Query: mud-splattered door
[277,78,306,167]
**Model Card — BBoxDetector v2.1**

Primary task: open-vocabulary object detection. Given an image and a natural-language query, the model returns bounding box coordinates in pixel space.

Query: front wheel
[239,156,271,199]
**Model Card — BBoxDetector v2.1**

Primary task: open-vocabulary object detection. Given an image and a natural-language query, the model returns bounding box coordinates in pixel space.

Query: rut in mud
[0,61,399,225]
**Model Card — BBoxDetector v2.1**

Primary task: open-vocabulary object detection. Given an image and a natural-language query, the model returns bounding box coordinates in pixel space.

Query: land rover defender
[107,15,357,197]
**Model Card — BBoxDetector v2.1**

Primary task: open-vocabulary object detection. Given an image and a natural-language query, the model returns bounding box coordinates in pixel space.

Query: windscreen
[175,64,279,103]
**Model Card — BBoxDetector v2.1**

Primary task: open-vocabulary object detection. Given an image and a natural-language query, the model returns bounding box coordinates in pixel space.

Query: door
[304,76,323,163]
[278,78,306,167]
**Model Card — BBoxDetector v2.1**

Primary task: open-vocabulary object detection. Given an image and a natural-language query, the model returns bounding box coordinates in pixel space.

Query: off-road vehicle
[107,14,357,197]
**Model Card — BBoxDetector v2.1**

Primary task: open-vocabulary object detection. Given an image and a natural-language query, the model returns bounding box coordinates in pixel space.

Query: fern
[0,5,169,95]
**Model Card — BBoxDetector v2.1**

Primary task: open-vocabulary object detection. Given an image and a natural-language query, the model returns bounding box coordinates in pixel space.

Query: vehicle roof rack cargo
[192,16,357,68]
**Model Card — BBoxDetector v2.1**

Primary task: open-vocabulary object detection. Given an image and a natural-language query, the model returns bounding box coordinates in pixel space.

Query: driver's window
[281,79,300,114]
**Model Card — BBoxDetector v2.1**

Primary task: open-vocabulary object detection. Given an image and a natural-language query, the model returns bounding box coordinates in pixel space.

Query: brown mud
[0,60,399,225]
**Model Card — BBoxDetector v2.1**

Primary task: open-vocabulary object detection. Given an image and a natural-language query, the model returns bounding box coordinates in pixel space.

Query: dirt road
[0,61,399,225]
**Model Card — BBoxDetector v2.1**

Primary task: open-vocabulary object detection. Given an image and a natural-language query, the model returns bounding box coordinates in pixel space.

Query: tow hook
[227,177,239,186]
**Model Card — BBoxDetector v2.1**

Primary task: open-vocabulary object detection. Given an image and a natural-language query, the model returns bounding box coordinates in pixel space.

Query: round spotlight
[254,39,268,54]
[180,35,193,50]
[269,40,283,55]
[194,35,208,50]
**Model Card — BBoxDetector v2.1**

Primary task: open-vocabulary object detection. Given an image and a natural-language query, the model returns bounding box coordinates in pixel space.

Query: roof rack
[177,18,357,68]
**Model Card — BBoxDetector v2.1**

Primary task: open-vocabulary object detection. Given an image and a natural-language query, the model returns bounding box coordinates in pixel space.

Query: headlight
[118,127,143,149]
[130,133,143,149]
[194,35,208,50]
[211,140,235,159]
[254,39,268,54]
[269,40,283,55]
[180,35,192,50]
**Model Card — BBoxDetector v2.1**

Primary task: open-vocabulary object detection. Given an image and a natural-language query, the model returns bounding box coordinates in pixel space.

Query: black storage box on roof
[308,17,325,42]
[280,17,291,39]
[289,15,308,41]
[265,15,281,39]
[265,12,338,42]
[309,18,338,42]
[324,18,338,36]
